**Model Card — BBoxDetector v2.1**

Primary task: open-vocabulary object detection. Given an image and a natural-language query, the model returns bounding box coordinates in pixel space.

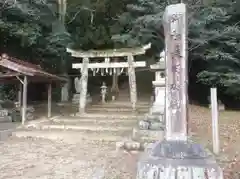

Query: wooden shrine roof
[67,43,151,58]
[0,54,67,82]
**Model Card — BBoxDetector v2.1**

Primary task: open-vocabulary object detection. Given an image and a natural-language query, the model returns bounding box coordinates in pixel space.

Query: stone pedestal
[137,140,223,179]
[72,93,92,104]
[149,80,165,121]
[139,115,165,130]
[139,59,165,132]
[138,68,165,141]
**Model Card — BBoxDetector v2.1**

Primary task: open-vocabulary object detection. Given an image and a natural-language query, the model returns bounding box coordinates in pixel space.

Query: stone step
[24,122,134,132]
[116,93,130,96]
[94,101,150,106]
[90,103,150,109]
[86,107,148,113]
[52,117,138,124]
[72,113,143,119]
[55,115,139,121]
[13,129,131,143]
[42,119,137,129]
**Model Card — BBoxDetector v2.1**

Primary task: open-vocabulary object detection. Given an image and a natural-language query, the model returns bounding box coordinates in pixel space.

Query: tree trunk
[58,0,69,102]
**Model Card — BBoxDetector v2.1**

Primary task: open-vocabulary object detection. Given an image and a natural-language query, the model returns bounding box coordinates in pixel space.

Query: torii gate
[67,44,151,114]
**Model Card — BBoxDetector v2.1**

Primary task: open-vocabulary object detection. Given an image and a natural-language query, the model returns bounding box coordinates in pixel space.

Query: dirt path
[0,137,138,179]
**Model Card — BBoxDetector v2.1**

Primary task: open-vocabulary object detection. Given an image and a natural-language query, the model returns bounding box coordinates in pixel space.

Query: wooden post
[47,83,52,118]
[22,75,28,125]
[154,71,161,101]
[127,55,137,111]
[211,88,220,155]
[18,83,22,106]
[79,57,89,114]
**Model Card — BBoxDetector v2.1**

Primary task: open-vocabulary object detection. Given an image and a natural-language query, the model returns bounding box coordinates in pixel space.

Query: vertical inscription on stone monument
[170,14,183,134]
[165,5,187,140]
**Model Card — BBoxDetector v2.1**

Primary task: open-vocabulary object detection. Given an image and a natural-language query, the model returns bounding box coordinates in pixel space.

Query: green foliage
[0,0,71,73]
[0,84,17,101]
[1,0,240,101]
[66,0,128,50]
[191,0,240,97]
[113,0,240,99]
[111,0,166,49]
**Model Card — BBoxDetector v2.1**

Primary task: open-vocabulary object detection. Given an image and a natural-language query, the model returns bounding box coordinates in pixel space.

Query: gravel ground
[189,105,240,178]
[6,103,240,178]
[0,137,139,179]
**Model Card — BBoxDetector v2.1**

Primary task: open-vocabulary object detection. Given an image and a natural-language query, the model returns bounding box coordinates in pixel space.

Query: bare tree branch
[66,6,95,24]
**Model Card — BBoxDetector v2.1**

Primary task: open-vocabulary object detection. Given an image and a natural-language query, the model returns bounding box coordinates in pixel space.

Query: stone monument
[136,3,223,178]
[100,82,107,103]
[72,76,92,104]
[137,51,166,132]
[134,52,166,142]
[150,50,166,121]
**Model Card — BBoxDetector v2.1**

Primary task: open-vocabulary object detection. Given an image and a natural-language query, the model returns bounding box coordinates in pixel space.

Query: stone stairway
[13,94,165,150]
[10,100,139,141]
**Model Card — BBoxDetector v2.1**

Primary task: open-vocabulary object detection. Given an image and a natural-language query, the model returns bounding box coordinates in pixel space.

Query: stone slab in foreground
[137,140,223,178]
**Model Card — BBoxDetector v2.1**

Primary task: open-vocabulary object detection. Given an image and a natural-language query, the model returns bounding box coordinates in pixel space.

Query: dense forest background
[0,0,240,108]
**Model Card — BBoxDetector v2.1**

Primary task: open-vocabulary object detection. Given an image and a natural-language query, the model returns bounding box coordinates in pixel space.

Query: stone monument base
[72,93,92,104]
[132,127,164,141]
[138,112,164,130]
[145,113,164,123]
[150,103,164,115]
[138,116,164,131]
[137,139,223,178]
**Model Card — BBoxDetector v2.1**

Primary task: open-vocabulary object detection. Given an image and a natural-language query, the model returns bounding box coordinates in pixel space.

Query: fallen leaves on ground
[189,105,240,178]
